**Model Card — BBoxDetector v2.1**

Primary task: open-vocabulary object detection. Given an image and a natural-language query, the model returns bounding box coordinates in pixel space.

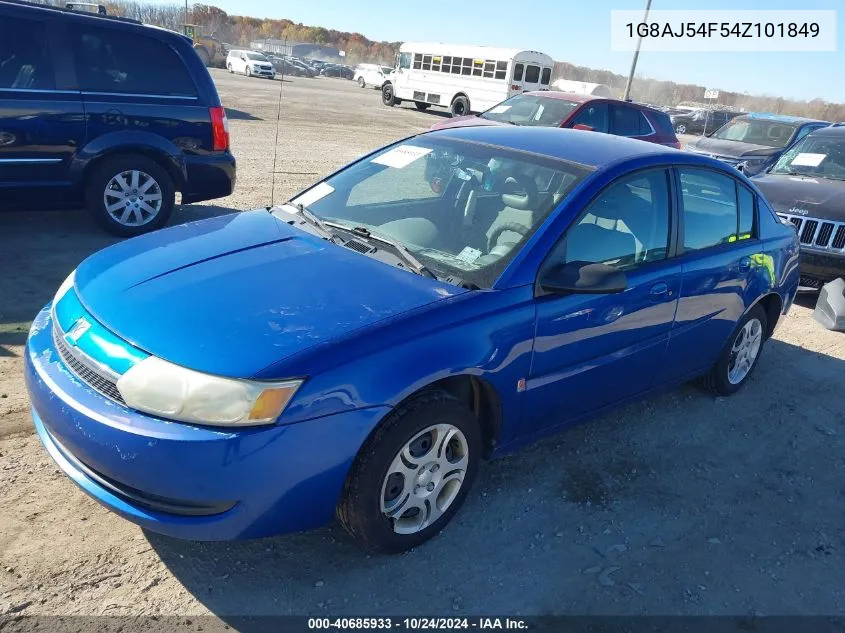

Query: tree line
[68,0,845,121]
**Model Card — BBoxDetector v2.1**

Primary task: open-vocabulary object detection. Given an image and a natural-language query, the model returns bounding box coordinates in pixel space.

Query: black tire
[227,63,233,73]
[701,304,768,396]
[337,391,482,554]
[450,95,470,117]
[414,101,430,111]
[245,66,252,77]
[675,124,687,134]
[85,154,175,237]
[382,83,395,106]
[358,77,366,88]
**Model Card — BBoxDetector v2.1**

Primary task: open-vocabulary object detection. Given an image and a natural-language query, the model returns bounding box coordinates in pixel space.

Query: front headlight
[116,356,302,427]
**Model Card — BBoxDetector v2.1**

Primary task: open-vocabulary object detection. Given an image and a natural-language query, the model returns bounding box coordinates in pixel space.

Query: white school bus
[381,42,554,117]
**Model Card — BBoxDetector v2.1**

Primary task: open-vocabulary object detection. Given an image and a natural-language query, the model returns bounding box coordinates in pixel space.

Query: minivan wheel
[337,391,481,554]
[85,154,175,237]
[246,66,252,77]
[701,304,768,396]
[450,95,470,117]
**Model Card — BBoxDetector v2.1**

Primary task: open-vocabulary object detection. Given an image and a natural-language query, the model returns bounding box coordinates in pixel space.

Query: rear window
[613,106,651,136]
[0,17,54,90]
[541,68,551,85]
[70,25,197,97]
[524,65,540,83]
[513,63,524,81]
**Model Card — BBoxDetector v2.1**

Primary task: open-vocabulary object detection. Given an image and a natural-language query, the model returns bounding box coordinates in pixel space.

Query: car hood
[429,115,503,131]
[73,210,465,378]
[688,137,780,158]
[752,172,845,221]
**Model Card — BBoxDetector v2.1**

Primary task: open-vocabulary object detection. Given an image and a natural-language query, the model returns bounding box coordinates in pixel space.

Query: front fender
[271,286,538,447]
[71,131,186,186]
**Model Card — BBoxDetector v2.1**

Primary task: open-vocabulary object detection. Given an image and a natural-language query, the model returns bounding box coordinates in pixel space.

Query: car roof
[808,124,845,137]
[737,112,828,125]
[427,125,679,167]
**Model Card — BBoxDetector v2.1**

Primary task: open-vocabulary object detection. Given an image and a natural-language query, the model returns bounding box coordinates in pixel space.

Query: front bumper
[251,67,275,78]
[25,306,388,540]
[799,250,845,291]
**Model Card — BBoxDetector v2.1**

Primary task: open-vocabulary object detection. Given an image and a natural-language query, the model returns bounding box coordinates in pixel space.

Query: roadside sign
[704,89,719,100]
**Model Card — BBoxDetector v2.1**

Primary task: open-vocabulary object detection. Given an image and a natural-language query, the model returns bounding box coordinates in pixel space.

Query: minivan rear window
[70,26,197,97]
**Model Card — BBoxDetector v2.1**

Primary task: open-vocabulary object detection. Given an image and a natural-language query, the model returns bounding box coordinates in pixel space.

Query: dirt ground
[1,71,844,621]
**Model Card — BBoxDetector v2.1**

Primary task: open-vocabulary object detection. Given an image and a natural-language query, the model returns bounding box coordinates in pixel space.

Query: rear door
[568,102,610,133]
[659,167,761,382]
[610,103,656,143]
[0,15,85,202]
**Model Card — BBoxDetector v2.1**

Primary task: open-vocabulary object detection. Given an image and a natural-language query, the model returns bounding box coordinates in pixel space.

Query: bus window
[495,61,507,80]
[461,58,472,75]
[483,61,495,78]
[442,56,452,72]
[525,65,541,83]
[413,53,422,70]
[513,63,524,81]
[541,67,551,85]
[422,55,432,70]
[432,56,441,71]
[451,62,461,75]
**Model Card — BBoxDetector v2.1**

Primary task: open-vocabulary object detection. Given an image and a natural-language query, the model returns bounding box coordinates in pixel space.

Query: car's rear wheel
[85,154,175,237]
[338,391,481,553]
[450,95,470,117]
[358,77,366,88]
[227,63,233,73]
[675,123,687,134]
[701,304,768,396]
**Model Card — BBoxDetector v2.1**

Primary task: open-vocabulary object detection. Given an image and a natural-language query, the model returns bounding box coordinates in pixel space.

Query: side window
[570,103,609,133]
[0,17,55,90]
[513,63,524,81]
[524,65,541,83]
[611,106,644,137]
[412,53,422,70]
[540,68,551,85]
[547,170,671,271]
[421,55,431,71]
[679,168,739,251]
[495,61,507,80]
[70,26,196,96]
[737,184,756,239]
[638,111,654,135]
[793,125,819,143]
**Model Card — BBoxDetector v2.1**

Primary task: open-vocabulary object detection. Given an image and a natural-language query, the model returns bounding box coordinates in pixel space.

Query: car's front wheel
[246,66,252,77]
[382,83,396,106]
[227,63,233,73]
[675,123,687,134]
[338,391,481,553]
[85,154,175,237]
[702,304,768,396]
[358,77,366,88]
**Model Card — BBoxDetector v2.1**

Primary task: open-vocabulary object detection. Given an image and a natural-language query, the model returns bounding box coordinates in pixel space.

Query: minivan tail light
[210,106,229,151]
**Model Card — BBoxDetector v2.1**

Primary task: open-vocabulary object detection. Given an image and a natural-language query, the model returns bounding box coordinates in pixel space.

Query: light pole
[184,0,188,34]
[622,0,652,102]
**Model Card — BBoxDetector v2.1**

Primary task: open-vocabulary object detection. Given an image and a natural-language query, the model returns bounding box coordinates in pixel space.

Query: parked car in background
[354,63,394,89]
[27,126,798,553]
[752,123,845,291]
[685,113,829,176]
[430,91,682,148]
[226,49,275,78]
[321,64,354,79]
[0,0,235,236]
[671,109,737,135]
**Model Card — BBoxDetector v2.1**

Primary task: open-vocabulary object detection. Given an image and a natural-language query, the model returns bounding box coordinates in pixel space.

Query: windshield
[479,94,580,127]
[288,137,591,288]
[709,118,797,148]
[381,67,393,74]
[769,135,845,180]
[246,52,267,61]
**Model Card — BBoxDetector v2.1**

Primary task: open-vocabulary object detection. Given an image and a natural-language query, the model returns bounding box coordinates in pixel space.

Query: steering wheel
[487,222,531,253]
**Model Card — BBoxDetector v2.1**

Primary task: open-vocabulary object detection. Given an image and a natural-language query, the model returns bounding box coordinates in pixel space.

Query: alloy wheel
[380,424,469,535]
[103,170,163,227]
[727,318,763,385]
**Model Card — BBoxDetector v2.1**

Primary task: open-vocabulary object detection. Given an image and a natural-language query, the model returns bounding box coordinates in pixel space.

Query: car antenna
[270,46,286,207]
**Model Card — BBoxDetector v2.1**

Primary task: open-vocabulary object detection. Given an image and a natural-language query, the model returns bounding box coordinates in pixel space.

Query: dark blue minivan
[0,0,236,236]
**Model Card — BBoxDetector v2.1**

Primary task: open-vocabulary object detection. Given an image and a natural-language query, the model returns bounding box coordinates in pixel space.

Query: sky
[202,0,843,103]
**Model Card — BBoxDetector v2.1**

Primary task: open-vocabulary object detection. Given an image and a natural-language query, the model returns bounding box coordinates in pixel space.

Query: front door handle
[737,257,751,271]
[649,282,671,298]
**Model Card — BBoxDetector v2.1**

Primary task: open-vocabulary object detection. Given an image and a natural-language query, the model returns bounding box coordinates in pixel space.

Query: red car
[430,91,682,149]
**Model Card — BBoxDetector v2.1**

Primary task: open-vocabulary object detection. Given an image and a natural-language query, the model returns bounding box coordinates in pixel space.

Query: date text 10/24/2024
[308,618,528,630]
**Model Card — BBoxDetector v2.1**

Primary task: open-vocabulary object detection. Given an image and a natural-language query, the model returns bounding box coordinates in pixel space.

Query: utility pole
[184,0,188,34]
[623,0,652,102]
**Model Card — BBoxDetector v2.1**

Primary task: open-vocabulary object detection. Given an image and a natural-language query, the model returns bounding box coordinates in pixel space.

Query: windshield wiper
[324,221,437,279]
[282,202,337,242]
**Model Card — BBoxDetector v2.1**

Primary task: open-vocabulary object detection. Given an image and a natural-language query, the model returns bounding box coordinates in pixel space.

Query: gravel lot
[1,70,844,621]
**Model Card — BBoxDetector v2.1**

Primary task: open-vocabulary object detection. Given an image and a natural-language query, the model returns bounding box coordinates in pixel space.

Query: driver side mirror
[539,261,627,296]
[572,123,594,131]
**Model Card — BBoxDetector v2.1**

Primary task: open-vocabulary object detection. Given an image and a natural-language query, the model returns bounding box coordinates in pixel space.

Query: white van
[381,42,554,116]
[354,63,394,89]
[226,49,275,79]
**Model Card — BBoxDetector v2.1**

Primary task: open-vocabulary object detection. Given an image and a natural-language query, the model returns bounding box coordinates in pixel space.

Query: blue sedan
[26,127,800,553]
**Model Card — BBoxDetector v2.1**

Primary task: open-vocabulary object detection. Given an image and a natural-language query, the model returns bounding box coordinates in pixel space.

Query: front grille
[799,275,824,289]
[52,323,125,405]
[777,212,845,254]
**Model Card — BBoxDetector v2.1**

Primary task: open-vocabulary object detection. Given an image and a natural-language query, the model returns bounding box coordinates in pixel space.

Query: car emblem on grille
[789,207,809,216]
[65,317,91,346]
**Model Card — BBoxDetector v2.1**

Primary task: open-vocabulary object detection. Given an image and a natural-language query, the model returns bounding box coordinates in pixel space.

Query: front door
[525,168,681,434]
[0,17,85,202]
